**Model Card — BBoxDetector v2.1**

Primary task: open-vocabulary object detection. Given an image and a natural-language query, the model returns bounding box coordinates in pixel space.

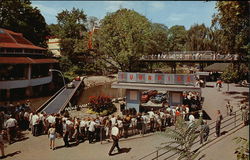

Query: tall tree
[54,8,88,57]
[0,0,49,47]
[212,1,249,56]
[147,23,169,55]
[168,25,187,51]
[93,8,152,72]
[185,24,212,51]
[49,8,89,79]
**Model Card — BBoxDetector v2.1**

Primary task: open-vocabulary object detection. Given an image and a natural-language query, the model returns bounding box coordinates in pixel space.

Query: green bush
[88,96,117,116]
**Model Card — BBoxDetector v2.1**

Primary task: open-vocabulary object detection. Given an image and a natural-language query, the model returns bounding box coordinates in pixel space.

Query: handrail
[139,109,243,160]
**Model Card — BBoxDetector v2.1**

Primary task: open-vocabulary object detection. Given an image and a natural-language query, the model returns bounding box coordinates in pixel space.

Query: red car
[141,90,158,103]
[141,93,149,103]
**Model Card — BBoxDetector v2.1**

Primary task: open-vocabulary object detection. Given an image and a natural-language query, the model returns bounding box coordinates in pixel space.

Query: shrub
[88,95,117,115]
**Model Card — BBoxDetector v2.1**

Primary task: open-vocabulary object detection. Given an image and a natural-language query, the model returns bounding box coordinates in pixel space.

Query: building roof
[0,28,46,50]
[0,57,58,64]
[204,63,230,72]
[112,82,201,93]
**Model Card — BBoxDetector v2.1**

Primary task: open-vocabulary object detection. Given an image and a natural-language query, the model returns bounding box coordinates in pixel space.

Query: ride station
[112,72,201,112]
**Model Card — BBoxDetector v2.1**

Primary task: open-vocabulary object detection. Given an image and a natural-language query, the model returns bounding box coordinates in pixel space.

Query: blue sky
[31,1,217,30]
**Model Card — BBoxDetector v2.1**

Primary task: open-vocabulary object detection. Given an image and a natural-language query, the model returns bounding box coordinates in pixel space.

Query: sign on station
[118,72,195,85]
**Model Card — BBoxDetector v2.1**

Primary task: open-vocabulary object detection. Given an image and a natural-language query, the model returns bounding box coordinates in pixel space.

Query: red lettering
[177,76,181,82]
[148,75,152,80]
[121,73,124,79]
[187,76,191,82]
[158,75,162,80]
[168,76,170,81]
[139,75,143,80]
[130,74,134,80]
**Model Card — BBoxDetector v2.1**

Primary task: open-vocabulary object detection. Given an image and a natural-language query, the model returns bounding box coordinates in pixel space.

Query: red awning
[0,57,58,64]
[0,43,46,50]
[31,58,58,64]
[0,57,33,64]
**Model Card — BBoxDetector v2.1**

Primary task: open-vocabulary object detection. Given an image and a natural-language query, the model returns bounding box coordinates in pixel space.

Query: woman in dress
[48,123,56,150]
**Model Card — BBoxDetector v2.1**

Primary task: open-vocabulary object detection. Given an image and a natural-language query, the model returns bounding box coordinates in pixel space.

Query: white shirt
[88,121,96,132]
[117,120,123,128]
[5,118,17,128]
[29,113,33,122]
[66,120,73,126]
[110,117,117,127]
[47,115,55,124]
[148,111,155,119]
[24,112,29,118]
[80,120,86,128]
[111,126,119,136]
[32,114,39,125]
[189,115,195,123]
[160,112,165,118]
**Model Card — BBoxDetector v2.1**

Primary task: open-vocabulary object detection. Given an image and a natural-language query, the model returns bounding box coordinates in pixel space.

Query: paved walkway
[3,83,249,160]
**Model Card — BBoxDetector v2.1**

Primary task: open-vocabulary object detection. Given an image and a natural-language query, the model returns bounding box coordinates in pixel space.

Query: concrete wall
[126,89,141,112]
[0,75,52,89]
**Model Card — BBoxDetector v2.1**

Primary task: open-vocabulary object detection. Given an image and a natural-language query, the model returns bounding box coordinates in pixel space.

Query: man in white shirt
[32,112,40,136]
[110,115,117,127]
[5,115,17,144]
[46,114,55,125]
[88,118,96,143]
[108,123,121,155]
[79,118,86,138]
[148,109,155,132]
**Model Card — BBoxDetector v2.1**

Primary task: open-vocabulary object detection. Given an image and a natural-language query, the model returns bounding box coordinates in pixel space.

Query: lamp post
[49,69,66,88]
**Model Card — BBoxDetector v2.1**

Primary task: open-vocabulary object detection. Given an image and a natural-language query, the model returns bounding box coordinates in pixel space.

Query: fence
[141,53,239,61]
[139,109,243,160]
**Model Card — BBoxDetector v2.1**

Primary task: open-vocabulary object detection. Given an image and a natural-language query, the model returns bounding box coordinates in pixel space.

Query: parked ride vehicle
[141,90,158,103]
[66,82,75,88]
[147,90,158,97]
[141,92,149,103]
[150,93,167,104]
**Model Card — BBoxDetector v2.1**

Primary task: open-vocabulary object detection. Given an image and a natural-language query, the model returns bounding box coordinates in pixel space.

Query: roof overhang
[0,57,58,64]
[112,82,201,93]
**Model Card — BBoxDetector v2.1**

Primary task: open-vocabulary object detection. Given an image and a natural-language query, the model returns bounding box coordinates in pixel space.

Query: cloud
[32,3,59,16]
[104,1,126,12]
[148,2,166,10]
[167,13,189,22]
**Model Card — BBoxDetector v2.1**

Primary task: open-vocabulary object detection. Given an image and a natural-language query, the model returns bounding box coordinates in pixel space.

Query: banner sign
[118,72,195,85]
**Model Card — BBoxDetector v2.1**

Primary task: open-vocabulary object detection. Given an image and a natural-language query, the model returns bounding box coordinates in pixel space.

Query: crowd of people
[0,100,203,148]
[0,98,248,158]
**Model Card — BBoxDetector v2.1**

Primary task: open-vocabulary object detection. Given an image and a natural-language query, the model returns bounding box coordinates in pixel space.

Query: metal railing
[141,53,240,61]
[139,109,243,160]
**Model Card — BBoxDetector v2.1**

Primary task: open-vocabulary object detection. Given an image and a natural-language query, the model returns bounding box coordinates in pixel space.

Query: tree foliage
[0,0,49,47]
[48,8,90,79]
[147,23,169,55]
[53,8,88,56]
[93,8,152,71]
[161,117,204,160]
[168,25,187,51]
[185,24,213,51]
[233,137,249,160]
[212,1,249,55]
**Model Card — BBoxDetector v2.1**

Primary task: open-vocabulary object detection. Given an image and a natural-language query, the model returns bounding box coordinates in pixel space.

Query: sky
[31,1,217,30]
